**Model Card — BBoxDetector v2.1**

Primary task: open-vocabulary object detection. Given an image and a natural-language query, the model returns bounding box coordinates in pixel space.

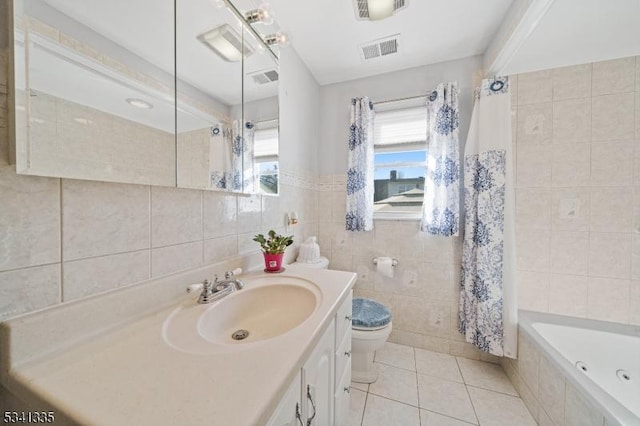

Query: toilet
[291,237,393,384]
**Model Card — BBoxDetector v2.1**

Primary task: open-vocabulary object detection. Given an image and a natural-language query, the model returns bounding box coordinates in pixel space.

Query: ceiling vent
[248,69,279,85]
[353,0,407,20]
[359,34,400,61]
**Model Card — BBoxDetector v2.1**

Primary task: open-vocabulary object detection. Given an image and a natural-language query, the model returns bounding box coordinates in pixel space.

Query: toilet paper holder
[372,257,398,267]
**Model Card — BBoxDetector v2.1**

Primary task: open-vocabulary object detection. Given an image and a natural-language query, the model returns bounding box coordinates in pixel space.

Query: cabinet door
[301,319,335,426]
[334,360,352,426]
[266,372,302,426]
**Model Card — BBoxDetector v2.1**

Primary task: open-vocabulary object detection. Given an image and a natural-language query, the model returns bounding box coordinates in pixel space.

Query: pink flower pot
[263,253,284,272]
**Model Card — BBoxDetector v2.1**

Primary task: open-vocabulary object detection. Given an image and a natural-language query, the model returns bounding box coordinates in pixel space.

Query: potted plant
[253,230,294,272]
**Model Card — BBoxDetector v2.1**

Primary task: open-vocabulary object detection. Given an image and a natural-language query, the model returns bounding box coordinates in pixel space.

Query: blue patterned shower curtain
[420,82,460,236]
[210,122,243,191]
[345,97,375,231]
[459,77,517,358]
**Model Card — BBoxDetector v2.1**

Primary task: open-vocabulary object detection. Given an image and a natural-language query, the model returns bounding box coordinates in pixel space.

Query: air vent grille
[249,69,279,85]
[353,0,407,20]
[360,34,400,61]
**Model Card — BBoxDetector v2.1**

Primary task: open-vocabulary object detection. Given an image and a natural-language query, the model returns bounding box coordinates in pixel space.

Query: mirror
[12,0,280,195]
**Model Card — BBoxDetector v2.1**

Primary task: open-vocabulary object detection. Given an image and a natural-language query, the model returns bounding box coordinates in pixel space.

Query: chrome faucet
[196,270,244,304]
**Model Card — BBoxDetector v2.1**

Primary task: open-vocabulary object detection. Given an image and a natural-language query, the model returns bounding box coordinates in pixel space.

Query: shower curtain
[209,122,243,191]
[345,97,375,232]
[458,77,517,358]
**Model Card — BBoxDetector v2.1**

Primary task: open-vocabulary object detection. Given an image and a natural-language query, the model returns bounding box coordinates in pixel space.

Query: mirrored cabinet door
[13,0,177,186]
[175,0,244,192]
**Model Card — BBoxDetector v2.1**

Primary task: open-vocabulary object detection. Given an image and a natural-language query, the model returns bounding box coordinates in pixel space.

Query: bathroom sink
[162,275,321,354]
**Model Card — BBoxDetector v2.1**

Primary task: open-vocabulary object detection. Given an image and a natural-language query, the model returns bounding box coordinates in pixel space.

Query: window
[253,120,279,195]
[373,101,427,219]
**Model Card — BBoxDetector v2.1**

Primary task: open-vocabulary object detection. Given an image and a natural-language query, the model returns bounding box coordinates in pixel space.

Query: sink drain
[232,329,250,341]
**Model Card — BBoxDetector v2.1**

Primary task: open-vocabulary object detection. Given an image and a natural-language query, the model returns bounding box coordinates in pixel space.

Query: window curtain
[420,82,460,236]
[459,77,517,358]
[345,97,375,232]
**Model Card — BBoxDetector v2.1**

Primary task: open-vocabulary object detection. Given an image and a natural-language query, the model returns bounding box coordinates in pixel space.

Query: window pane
[373,149,426,214]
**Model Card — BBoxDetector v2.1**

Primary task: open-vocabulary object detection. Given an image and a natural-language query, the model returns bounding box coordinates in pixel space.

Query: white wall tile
[552,63,591,101]
[516,189,551,230]
[551,143,590,187]
[588,232,631,279]
[0,167,60,272]
[518,271,549,311]
[203,236,238,263]
[62,179,150,261]
[517,229,550,272]
[0,264,60,321]
[592,57,636,96]
[587,277,630,322]
[151,241,203,277]
[552,98,591,143]
[203,191,237,239]
[590,140,633,186]
[550,231,589,275]
[551,188,590,232]
[63,250,149,301]
[548,274,588,317]
[590,187,632,232]
[630,280,640,325]
[151,187,202,248]
[592,93,635,141]
[517,103,552,145]
[517,144,551,187]
[565,383,605,426]
[518,70,553,105]
[237,195,262,234]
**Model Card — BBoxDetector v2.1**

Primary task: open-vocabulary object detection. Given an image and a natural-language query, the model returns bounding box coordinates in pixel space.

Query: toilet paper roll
[376,257,394,278]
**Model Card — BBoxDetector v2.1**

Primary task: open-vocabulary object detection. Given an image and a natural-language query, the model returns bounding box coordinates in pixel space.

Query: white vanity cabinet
[334,291,353,426]
[267,291,353,426]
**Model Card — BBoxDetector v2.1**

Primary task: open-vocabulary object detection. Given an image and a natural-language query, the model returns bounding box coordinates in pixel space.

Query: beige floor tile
[417,374,478,424]
[420,409,476,425]
[415,348,463,383]
[374,342,416,371]
[467,386,536,426]
[362,394,420,426]
[369,363,419,407]
[351,381,369,392]
[347,388,366,426]
[456,358,518,396]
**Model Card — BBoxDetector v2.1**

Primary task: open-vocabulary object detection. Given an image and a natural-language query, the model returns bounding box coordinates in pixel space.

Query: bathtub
[514,310,639,426]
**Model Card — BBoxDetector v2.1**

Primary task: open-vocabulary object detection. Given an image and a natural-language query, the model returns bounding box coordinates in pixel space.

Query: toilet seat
[352,298,392,329]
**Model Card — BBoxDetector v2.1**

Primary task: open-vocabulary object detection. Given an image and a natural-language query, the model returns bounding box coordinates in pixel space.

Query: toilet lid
[352,298,392,329]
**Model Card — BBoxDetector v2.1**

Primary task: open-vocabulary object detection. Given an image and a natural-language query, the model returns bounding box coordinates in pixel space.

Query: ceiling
[268,0,514,85]
[501,0,640,75]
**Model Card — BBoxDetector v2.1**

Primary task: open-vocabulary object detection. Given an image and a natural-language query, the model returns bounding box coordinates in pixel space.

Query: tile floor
[348,342,537,426]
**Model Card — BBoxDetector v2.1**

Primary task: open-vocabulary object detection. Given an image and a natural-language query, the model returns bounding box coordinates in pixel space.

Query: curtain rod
[373,94,427,106]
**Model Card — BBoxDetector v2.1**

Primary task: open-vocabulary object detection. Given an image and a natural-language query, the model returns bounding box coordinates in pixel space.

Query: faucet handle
[224,268,242,279]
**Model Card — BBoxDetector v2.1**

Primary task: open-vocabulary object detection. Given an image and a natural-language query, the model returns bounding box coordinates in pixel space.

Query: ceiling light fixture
[353,0,407,21]
[126,98,153,109]
[244,3,274,25]
[264,31,290,47]
[366,0,394,20]
[197,24,254,62]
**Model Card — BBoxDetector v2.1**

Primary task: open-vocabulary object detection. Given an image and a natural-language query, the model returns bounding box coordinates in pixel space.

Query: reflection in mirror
[13,0,177,186]
[175,0,245,192]
[241,25,279,195]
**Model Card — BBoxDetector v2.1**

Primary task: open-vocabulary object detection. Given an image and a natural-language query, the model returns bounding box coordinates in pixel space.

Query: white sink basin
[162,275,321,354]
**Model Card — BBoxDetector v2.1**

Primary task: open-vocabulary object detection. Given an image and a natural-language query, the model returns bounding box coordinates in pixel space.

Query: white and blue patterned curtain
[459,77,517,358]
[346,97,375,231]
[210,122,243,192]
[420,82,460,236]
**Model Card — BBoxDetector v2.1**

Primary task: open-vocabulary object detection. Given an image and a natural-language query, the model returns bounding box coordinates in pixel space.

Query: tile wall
[512,56,640,325]
[316,176,497,362]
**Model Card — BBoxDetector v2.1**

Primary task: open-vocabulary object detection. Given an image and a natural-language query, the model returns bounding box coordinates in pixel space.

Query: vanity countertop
[1,265,356,426]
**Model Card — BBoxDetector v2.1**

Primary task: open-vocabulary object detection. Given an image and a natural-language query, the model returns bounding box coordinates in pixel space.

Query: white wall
[318,55,483,176]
